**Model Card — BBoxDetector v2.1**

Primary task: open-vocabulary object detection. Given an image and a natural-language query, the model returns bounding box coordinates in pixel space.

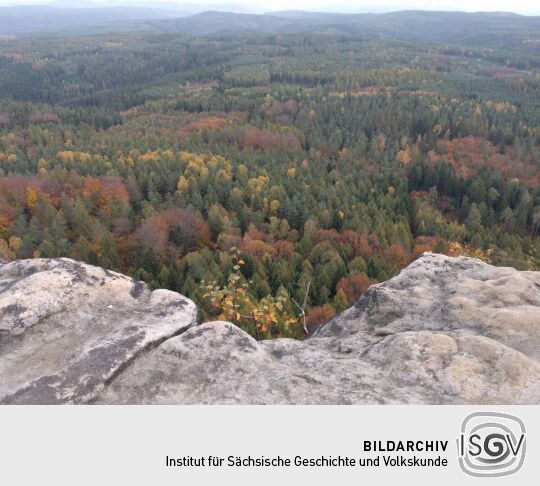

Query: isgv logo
[457,412,526,477]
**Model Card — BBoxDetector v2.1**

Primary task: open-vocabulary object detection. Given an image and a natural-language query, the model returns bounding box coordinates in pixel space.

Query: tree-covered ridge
[0,29,539,338]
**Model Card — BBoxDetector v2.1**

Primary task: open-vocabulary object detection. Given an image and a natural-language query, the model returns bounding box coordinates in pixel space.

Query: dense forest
[0,12,539,338]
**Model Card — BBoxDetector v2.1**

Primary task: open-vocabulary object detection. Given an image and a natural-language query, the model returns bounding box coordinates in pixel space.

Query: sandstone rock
[1,253,539,404]
[96,253,540,404]
[0,258,197,404]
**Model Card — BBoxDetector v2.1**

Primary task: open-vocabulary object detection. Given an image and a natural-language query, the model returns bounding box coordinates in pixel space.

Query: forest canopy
[0,20,539,338]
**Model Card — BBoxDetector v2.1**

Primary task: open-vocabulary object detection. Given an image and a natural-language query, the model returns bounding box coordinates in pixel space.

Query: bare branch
[302,281,310,309]
[291,297,304,314]
[292,281,310,334]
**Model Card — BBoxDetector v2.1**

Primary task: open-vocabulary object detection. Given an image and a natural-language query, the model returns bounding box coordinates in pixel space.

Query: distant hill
[142,11,295,36]
[142,10,540,47]
[0,6,538,47]
[0,5,186,35]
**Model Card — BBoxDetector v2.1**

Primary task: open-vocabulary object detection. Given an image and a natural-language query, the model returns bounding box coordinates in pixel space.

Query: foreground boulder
[0,258,197,404]
[1,253,539,404]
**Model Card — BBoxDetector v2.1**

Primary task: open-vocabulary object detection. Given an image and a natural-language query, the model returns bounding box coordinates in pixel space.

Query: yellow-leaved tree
[447,242,493,264]
[201,248,304,340]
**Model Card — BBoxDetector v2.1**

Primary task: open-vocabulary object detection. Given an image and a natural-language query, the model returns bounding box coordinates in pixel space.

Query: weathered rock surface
[1,253,539,404]
[0,258,197,404]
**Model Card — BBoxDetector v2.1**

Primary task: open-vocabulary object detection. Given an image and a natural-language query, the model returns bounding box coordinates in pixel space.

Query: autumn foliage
[306,306,336,328]
[202,249,303,339]
[1,29,539,343]
[336,274,374,305]
[136,208,211,259]
[242,127,301,151]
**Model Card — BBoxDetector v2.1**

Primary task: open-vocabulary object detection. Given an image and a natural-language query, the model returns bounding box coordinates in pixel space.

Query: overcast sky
[0,0,538,15]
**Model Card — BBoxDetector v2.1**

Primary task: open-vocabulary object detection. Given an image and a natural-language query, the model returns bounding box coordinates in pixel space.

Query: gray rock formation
[0,258,197,404]
[1,253,539,404]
